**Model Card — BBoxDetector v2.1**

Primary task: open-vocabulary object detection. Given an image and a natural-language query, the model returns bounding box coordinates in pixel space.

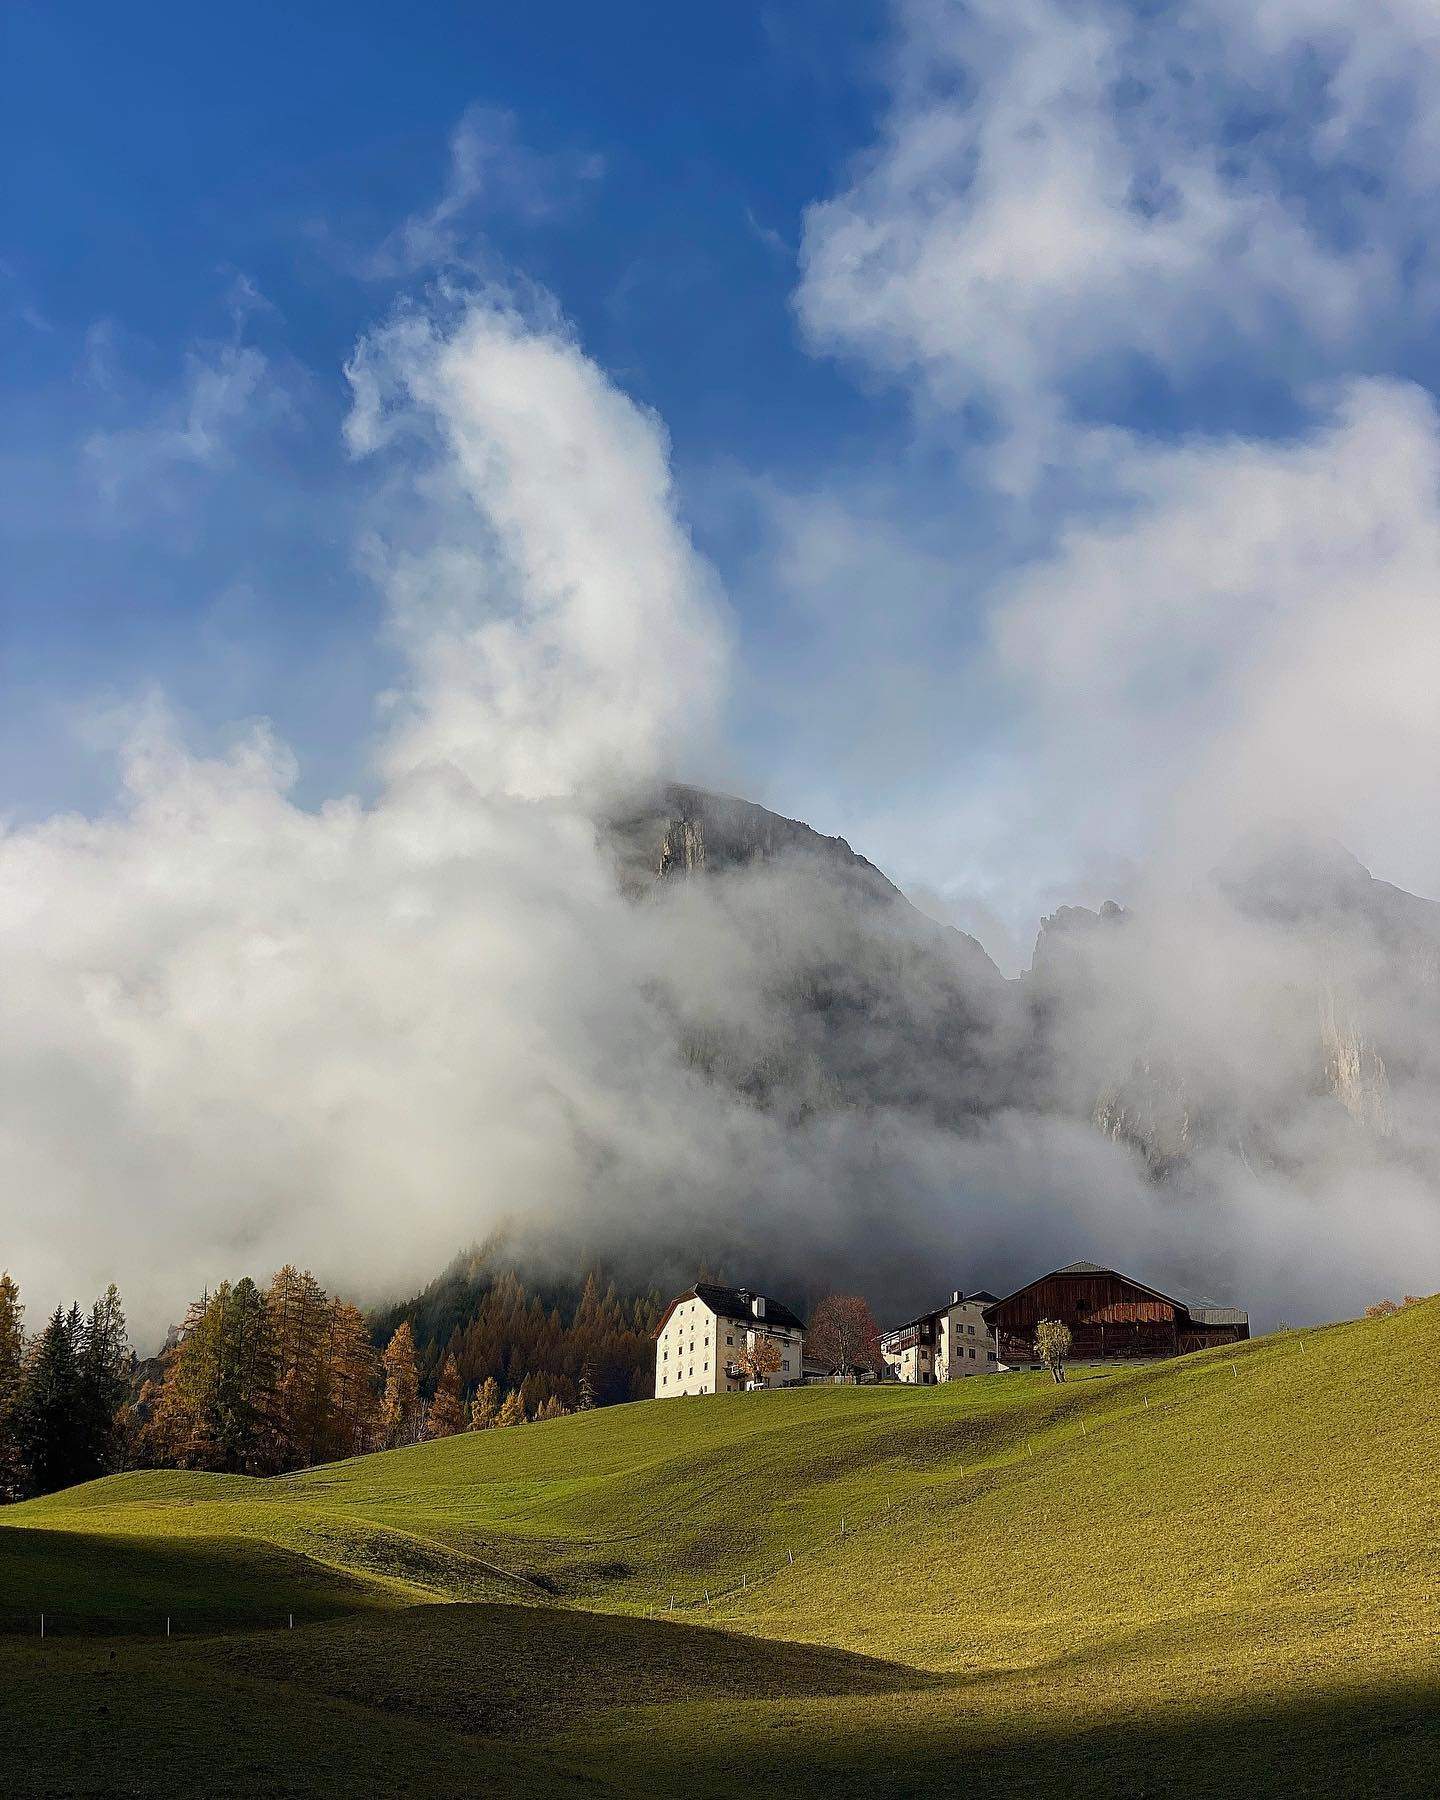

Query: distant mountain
[604,782,1020,1125]
[604,784,1439,1182]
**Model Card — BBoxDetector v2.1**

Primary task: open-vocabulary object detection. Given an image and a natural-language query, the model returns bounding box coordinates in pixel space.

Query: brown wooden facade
[982,1264,1248,1366]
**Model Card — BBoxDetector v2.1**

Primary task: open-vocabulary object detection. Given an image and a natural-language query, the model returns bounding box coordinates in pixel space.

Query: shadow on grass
[598,1673,1440,1799]
[0,1525,379,1635]
[206,1600,939,1739]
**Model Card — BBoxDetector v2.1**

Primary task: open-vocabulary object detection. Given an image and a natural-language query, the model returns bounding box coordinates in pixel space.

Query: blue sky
[3,3,902,813]
[8,0,1440,943]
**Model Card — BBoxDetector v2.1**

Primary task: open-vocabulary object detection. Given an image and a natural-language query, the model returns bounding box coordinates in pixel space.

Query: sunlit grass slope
[4,1301,1438,1797]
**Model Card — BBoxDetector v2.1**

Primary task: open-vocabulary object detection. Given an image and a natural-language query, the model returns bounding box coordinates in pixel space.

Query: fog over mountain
[6,267,1440,1344]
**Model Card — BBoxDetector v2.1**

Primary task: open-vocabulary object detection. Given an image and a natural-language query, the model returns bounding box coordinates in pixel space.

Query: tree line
[0,1257,645,1499]
[0,1274,132,1500]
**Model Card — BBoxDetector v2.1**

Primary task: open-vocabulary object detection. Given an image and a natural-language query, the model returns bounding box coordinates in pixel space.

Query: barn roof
[982,1263,1248,1329]
[982,1263,1189,1320]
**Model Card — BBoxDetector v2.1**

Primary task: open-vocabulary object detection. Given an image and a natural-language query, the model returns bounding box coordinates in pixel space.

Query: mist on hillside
[4,292,1439,1346]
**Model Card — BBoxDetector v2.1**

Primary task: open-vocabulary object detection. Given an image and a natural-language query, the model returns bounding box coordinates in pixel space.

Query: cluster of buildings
[654,1261,1249,1397]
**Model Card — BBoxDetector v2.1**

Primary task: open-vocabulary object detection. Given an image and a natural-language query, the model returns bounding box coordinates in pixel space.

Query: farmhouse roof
[881,1290,999,1336]
[654,1283,805,1338]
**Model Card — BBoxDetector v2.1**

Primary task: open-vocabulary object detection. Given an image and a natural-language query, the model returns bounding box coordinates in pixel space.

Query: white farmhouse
[654,1284,806,1398]
[880,1289,1001,1383]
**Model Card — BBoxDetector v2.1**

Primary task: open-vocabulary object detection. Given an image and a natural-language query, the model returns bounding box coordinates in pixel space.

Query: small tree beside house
[738,1332,784,1389]
[806,1294,884,1379]
[1034,1318,1072,1383]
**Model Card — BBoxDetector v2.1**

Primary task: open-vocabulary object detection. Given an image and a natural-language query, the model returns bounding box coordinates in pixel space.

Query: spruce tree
[77,1284,131,1479]
[0,1273,25,1499]
[12,1306,85,1495]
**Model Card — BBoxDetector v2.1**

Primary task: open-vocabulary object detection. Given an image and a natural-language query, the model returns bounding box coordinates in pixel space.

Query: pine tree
[380,1323,422,1447]
[425,1355,465,1439]
[469,1376,500,1431]
[577,1362,596,1412]
[12,1305,85,1495]
[493,1388,526,1428]
[76,1284,131,1479]
[535,1394,568,1422]
[0,1272,26,1499]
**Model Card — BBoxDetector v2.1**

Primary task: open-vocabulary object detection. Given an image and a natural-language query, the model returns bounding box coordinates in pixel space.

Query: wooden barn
[982,1261,1249,1366]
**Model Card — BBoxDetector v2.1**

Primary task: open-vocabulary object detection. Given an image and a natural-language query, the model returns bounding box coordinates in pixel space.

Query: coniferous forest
[0,1250,664,1500]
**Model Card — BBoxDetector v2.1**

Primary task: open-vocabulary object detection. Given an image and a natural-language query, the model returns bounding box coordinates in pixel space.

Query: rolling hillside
[3,1301,1437,1797]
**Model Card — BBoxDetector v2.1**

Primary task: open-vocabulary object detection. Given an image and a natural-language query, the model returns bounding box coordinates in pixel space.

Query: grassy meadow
[3,1299,1437,1796]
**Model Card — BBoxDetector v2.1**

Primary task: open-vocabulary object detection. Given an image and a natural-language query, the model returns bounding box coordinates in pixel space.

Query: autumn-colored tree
[425,1355,465,1439]
[380,1322,423,1447]
[738,1332,784,1388]
[147,1279,277,1472]
[326,1301,380,1458]
[805,1294,883,1378]
[1034,1318,1072,1383]
[534,1394,568,1422]
[494,1388,527,1428]
[469,1376,501,1430]
[1365,1299,1401,1318]
[268,1267,334,1469]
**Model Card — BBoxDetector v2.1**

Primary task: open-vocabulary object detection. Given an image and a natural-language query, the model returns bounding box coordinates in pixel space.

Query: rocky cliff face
[603,783,1017,1127]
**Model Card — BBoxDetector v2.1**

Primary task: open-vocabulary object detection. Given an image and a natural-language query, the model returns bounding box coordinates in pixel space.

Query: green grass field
[4,1300,1438,1797]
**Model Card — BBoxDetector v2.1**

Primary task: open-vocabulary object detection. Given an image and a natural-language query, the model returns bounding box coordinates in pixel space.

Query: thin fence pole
[39,1614,44,1639]
[166,1617,171,1639]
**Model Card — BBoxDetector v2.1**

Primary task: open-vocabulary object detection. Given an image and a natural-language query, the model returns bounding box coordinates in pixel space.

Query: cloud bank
[8,4,1440,1345]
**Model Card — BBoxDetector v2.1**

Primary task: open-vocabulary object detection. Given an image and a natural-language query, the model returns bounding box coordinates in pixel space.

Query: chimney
[952,1290,962,1305]
[751,1295,766,1319]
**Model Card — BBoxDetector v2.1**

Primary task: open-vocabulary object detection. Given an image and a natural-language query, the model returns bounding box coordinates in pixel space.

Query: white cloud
[796,0,1440,481]
[0,292,737,1336]
[346,293,730,799]
[364,106,605,280]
